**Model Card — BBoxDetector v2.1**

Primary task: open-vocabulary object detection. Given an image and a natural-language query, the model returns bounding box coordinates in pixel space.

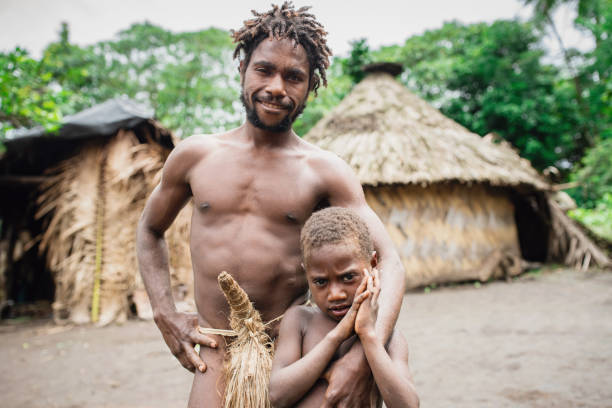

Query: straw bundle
[36,130,192,324]
[217,271,273,408]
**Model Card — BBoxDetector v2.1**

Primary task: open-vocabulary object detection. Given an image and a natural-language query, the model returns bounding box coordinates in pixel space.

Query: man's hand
[321,344,373,407]
[154,311,218,372]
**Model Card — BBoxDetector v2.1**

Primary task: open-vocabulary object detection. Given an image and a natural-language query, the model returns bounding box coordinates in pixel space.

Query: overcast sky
[0,0,587,59]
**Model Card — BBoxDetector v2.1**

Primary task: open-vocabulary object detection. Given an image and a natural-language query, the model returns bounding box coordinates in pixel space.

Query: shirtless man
[136,3,405,407]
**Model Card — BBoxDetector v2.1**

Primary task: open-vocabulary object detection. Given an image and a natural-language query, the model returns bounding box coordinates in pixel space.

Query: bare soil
[2,268,612,408]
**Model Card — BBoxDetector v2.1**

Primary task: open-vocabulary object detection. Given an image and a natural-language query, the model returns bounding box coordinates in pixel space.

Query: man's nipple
[199,202,210,211]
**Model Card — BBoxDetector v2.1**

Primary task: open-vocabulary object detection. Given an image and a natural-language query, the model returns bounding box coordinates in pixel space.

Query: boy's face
[305,240,376,322]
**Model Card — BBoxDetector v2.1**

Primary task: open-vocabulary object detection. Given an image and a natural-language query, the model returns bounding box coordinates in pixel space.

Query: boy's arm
[360,332,419,408]
[270,283,368,408]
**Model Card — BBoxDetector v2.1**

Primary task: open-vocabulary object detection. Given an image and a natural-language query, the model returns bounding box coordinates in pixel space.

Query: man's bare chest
[189,150,324,223]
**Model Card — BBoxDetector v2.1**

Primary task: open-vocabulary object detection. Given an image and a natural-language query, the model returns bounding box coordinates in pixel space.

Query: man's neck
[241,121,298,148]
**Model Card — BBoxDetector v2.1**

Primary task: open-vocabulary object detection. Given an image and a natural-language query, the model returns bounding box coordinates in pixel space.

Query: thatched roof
[1,98,174,177]
[304,68,549,190]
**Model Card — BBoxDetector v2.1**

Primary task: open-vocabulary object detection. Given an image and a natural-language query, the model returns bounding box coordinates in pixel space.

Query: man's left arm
[321,156,406,406]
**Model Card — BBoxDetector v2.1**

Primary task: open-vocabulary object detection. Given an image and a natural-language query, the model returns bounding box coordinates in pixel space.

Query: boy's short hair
[301,207,374,265]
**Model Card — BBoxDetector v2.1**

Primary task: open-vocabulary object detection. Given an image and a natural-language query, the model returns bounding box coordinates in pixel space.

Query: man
[137,3,406,407]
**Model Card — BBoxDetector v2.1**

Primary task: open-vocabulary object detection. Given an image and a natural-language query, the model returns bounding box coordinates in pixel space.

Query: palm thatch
[35,130,193,324]
[306,71,548,190]
[305,65,609,287]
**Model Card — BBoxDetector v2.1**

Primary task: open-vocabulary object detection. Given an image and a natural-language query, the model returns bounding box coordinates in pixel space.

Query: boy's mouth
[328,304,350,319]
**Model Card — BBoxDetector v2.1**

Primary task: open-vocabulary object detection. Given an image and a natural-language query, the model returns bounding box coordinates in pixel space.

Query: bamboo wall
[365,183,522,288]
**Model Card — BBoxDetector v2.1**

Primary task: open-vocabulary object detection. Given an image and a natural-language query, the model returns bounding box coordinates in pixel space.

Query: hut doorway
[1,188,55,319]
[511,192,549,262]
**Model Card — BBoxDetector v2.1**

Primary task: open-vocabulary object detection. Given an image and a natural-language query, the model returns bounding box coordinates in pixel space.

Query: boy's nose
[328,285,347,302]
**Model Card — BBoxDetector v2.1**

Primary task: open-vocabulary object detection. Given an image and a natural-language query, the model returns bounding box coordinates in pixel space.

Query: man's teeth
[260,101,285,109]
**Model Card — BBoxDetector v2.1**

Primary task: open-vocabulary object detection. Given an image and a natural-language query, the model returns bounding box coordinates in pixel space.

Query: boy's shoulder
[282,304,328,332]
[284,303,320,322]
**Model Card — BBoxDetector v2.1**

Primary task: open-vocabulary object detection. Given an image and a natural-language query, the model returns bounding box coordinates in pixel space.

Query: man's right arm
[136,137,217,372]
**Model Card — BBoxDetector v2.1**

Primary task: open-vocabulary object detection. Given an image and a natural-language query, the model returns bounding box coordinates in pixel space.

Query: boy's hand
[355,268,381,338]
[331,276,369,341]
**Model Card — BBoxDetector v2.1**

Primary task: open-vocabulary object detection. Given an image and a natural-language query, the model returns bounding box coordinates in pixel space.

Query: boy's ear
[300,262,306,272]
[370,251,378,268]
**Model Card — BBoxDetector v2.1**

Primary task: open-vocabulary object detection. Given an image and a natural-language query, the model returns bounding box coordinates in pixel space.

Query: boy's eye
[342,273,356,282]
[312,278,327,286]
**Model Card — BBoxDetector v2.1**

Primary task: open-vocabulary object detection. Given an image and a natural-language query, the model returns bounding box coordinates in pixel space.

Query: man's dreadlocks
[231,2,332,95]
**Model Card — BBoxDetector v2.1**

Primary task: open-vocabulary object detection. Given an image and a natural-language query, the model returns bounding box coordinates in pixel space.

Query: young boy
[269,207,419,408]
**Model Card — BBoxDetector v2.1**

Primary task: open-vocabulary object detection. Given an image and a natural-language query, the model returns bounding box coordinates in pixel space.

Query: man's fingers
[192,329,218,348]
[323,389,340,406]
[177,352,196,372]
[183,342,207,373]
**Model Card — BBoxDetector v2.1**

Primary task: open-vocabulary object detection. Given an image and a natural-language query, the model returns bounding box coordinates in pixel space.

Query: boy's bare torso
[291,306,383,408]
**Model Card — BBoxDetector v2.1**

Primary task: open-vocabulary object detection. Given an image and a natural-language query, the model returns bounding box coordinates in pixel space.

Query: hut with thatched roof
[0,99,193,324]
[305,63,609,288]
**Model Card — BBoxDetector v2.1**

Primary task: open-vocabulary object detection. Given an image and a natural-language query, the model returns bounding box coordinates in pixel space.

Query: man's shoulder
[168,131,237,163]
[298,138,351,175]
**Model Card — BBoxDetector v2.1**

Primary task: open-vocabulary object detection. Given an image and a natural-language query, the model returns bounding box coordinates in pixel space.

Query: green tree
[0,47,65,134]
[340,38,372,84]
[377,20,585,171]
[1,22,241,138]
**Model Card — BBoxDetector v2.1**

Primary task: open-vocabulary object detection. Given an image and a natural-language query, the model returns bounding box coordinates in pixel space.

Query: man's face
[240,38,310,132]
[305,241,374,322]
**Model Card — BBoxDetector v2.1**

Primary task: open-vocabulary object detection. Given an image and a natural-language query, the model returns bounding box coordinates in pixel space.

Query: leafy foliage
[569,193,612,241]
[340,39,372,84]
[568,138,612,208]
[0,47,65,134]
[371,20,587,171]
[1,22,240,138]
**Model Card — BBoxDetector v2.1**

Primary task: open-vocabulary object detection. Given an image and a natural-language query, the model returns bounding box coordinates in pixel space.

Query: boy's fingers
[184,342,207,373]
[356,275,368,294]
[354,290,370,305]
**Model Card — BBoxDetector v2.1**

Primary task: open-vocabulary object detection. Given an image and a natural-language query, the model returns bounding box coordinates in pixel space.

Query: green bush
[569,193,612,241]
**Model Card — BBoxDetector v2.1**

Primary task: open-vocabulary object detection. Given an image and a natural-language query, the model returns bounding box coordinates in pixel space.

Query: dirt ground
[2,267,612,408]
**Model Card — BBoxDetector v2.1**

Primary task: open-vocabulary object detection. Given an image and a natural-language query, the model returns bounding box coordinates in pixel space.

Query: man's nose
[328,284,347,302]
[266,73,286,97]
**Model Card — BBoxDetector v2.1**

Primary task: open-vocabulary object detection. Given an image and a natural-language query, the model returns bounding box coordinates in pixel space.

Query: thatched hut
[0,99,193,324]
[305,63,609,288]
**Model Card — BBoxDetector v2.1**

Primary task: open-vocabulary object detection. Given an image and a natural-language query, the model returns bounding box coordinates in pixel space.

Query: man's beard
[241,91,306,133]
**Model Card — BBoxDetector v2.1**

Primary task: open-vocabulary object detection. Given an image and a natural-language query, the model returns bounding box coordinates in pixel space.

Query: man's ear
[370,251,378,268]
